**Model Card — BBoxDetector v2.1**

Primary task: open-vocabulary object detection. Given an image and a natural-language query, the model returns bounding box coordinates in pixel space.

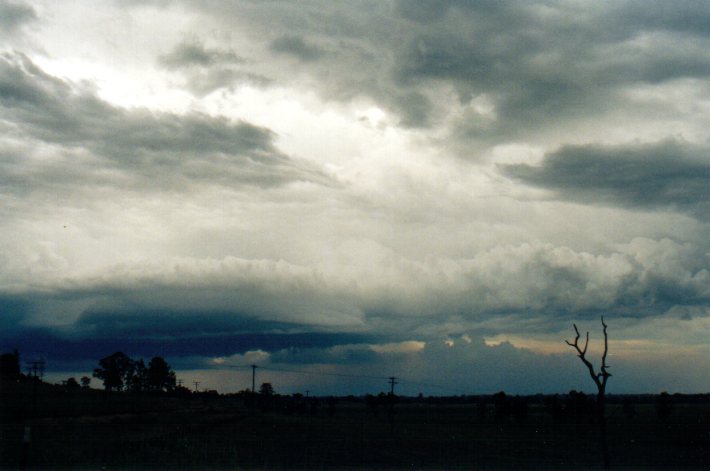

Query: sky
[1,0,709,396]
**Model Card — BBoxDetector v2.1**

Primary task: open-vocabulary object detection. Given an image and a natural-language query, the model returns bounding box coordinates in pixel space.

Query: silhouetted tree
[174,384,192,397]
[127,358,148,392]
[0,349,21,380]
[65,377,80,388]
[566,317,612,469]
[565,317,612,411]
[93,352,134,391]
[259,382,274,396]
[80,376,91,388]
[147,356,176,392]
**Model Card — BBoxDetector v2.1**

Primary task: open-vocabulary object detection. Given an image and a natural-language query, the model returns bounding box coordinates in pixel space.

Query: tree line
[93,351,176,393]
[0,349,177,393]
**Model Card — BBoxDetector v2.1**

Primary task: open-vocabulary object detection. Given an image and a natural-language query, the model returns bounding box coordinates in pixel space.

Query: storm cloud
[159,40,244,69]
[0,53,328,193]
[505,140,710,219]
[1,0,709,394]
[270,35,325,62]
[154,0,710,138]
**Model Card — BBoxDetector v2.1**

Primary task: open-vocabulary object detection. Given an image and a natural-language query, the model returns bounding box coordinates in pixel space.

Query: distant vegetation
[2,349,709,469]
[93,351,177,393]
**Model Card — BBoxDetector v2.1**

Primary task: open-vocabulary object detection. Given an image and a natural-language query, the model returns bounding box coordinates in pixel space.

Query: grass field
[1,381,709,469]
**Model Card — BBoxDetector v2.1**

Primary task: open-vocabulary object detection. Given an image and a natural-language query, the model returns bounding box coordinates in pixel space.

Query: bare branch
[565,323,580,349]
[566,316,612,469]
[565,324,589,357]
[565,320,603,390]
[600,316,611,382]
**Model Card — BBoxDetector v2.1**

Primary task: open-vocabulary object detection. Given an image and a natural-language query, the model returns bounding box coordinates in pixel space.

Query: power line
[224,363,388,380]
[259,365,390,381]
[388,376,398,395]
[221,363,456,393]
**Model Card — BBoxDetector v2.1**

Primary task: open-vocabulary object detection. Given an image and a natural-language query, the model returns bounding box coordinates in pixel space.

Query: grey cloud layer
[153,0,710,136]
[159,40,244,69]
[270,35,325,62]
[505,140,710,220]
[0,1,36,35]
[0,53,329,194]
[6,237,708,338]
[158,40,271,94]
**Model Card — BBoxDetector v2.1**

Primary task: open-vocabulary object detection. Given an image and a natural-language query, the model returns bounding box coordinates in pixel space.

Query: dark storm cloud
[0,52,269,154]
[0,52,330,192]
[391,91,432,128]
[160,1,710,135]
[159,40,244,69]
[504,140,710,219]
[159,40,271,95]
[0,296,28,331]
[392,2,710,138]
[0,1,36,34]
[75,309,305,338]
[0,298,375,364]
[1,325,370,366]
[610,1,710,36]
[393,0,452,23]
[270,35,325,62]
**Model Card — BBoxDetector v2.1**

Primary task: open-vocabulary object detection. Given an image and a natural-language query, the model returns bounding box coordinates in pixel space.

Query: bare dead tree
[566,316,611,469]
[565,316,611,407]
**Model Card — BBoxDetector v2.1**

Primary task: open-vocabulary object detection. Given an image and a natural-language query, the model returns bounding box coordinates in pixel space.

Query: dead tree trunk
[566,316,611,469]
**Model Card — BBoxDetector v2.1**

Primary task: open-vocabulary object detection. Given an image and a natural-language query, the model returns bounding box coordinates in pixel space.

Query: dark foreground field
[2,381,709,470]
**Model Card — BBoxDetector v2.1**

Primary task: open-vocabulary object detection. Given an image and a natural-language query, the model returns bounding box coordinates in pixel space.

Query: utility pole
[305,390,309,398]
[193,381,200,392]
[25,359,45,413]
[176,379,184,388]
[388,376,398,395]
[251,365,258,394]
[26,360,44,379]
[21,359,43,471]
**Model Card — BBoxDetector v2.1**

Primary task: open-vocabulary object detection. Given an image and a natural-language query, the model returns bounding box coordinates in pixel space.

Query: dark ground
[1,380,709,470]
